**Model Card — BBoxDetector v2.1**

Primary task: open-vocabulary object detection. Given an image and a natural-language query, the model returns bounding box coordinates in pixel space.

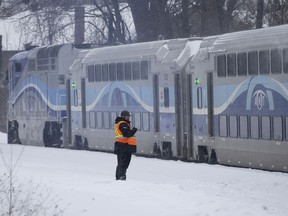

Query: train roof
[83,40,168,63]
[82,38,202,71]
[9,51,28,61]
[210,24,288,52]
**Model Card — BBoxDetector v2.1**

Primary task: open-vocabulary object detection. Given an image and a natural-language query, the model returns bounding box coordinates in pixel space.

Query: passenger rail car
[189,24,288,172]
[7,24,288,173]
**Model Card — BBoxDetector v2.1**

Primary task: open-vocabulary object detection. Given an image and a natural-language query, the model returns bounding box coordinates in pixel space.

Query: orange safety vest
[114,121,137,146]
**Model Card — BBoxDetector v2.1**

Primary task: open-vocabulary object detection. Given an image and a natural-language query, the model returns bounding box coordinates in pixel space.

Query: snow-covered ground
[0,132,288,216]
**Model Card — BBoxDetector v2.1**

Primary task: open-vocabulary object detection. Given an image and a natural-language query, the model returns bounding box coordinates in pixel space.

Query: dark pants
[116,152,132,180]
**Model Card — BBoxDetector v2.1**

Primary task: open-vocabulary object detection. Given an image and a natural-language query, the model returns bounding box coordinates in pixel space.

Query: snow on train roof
[9,51,28,61]
[83,40,168,63]
[82,38,202,71]
[210,24,288,52]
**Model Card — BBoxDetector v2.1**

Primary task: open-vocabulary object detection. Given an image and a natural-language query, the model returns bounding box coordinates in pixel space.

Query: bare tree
[0,146,64,215]
[256,0,264,28]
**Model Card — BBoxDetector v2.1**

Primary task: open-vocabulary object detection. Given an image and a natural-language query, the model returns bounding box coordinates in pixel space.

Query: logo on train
[252,90,267,110]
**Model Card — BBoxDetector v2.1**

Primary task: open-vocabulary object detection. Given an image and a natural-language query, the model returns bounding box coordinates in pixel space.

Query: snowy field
[0,132,288,216]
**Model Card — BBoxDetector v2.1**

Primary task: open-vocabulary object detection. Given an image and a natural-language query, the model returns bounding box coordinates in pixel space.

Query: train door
[207,72,214,137]
[174,71,194,160]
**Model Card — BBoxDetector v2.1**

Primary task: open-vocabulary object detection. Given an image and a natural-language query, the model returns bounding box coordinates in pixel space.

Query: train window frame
[286,117,288,141]
[102,64,109,82]
[95,64,102,82]
[89,111,96,129]
[261,116,271,140]
[109,63,116,81]
[219,115,228,137]
[217,54,226,77]
[142,112,150,131]
[250,116,259,139]
[140,60,149,80]
[237,52,247,76]
[197,87,202,109]
[87,65,95,82]
[116,62,124,81]
[259,50,270,74]
[239,116,248,139]
[103,111,110,129]
[273,116,283,141]
[229,115,238,138]
[132,61,140,80]
[283,48,288,73]
[227,53,236,77]
[124,62,132,80]
[248,51,258,75]
[271,48,282,74]
[134,112,141,131]
[96,111,103,129]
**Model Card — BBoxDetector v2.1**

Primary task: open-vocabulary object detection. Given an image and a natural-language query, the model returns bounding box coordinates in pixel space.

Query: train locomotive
[7,24,288,172]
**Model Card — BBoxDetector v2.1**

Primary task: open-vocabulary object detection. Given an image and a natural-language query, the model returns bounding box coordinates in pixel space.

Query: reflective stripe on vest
[114,121,136,146]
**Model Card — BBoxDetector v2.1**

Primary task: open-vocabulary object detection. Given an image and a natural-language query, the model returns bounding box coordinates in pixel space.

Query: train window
[109,63,116,81]
[197,87,202,109]
[237,52,247,76]
[15,63,22,72]
[142,112,150,131]
[50,58,56,70]
[37,59,49,71]
[132,61,140,80]
[110,112,117,129]
[87,65,95,82]
[217,54,226,77]
[58,75,65,84]
[103,112,110,129]
[283,49,288,73]
[89,111,96,128]
[117,62,124,81]
[28,59,36,71]
[259,50,270,74]
[286,117,288,140]
[271,49,282,74]
[164,87,169,108]
[248,51,258,75]
[124,62,132,80]
[261,116,271,140]
[250,116,259,139]
[273,116,283,141]
[140,60,149,80]
[227,53,236,76]
[129,113,134,126]
[134,112,141,131]
[229,115,238,138]
[219,115,227,137]
[239,116,248,138]
[95,64,101,82]
[96,111,103,129]
[74,90,78,107]
[102,64,109,81]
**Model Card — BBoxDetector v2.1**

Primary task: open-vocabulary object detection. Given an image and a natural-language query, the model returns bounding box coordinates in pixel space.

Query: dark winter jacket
[114,117,137,154]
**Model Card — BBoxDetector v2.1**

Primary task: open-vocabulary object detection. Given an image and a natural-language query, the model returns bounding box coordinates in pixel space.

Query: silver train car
[7,24,288,172]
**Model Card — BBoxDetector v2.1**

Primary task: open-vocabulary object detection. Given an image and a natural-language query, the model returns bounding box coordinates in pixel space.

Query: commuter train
[7,24,288,172]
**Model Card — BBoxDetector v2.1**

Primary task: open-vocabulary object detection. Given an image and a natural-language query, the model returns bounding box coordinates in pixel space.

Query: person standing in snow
[114,110,137,180]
